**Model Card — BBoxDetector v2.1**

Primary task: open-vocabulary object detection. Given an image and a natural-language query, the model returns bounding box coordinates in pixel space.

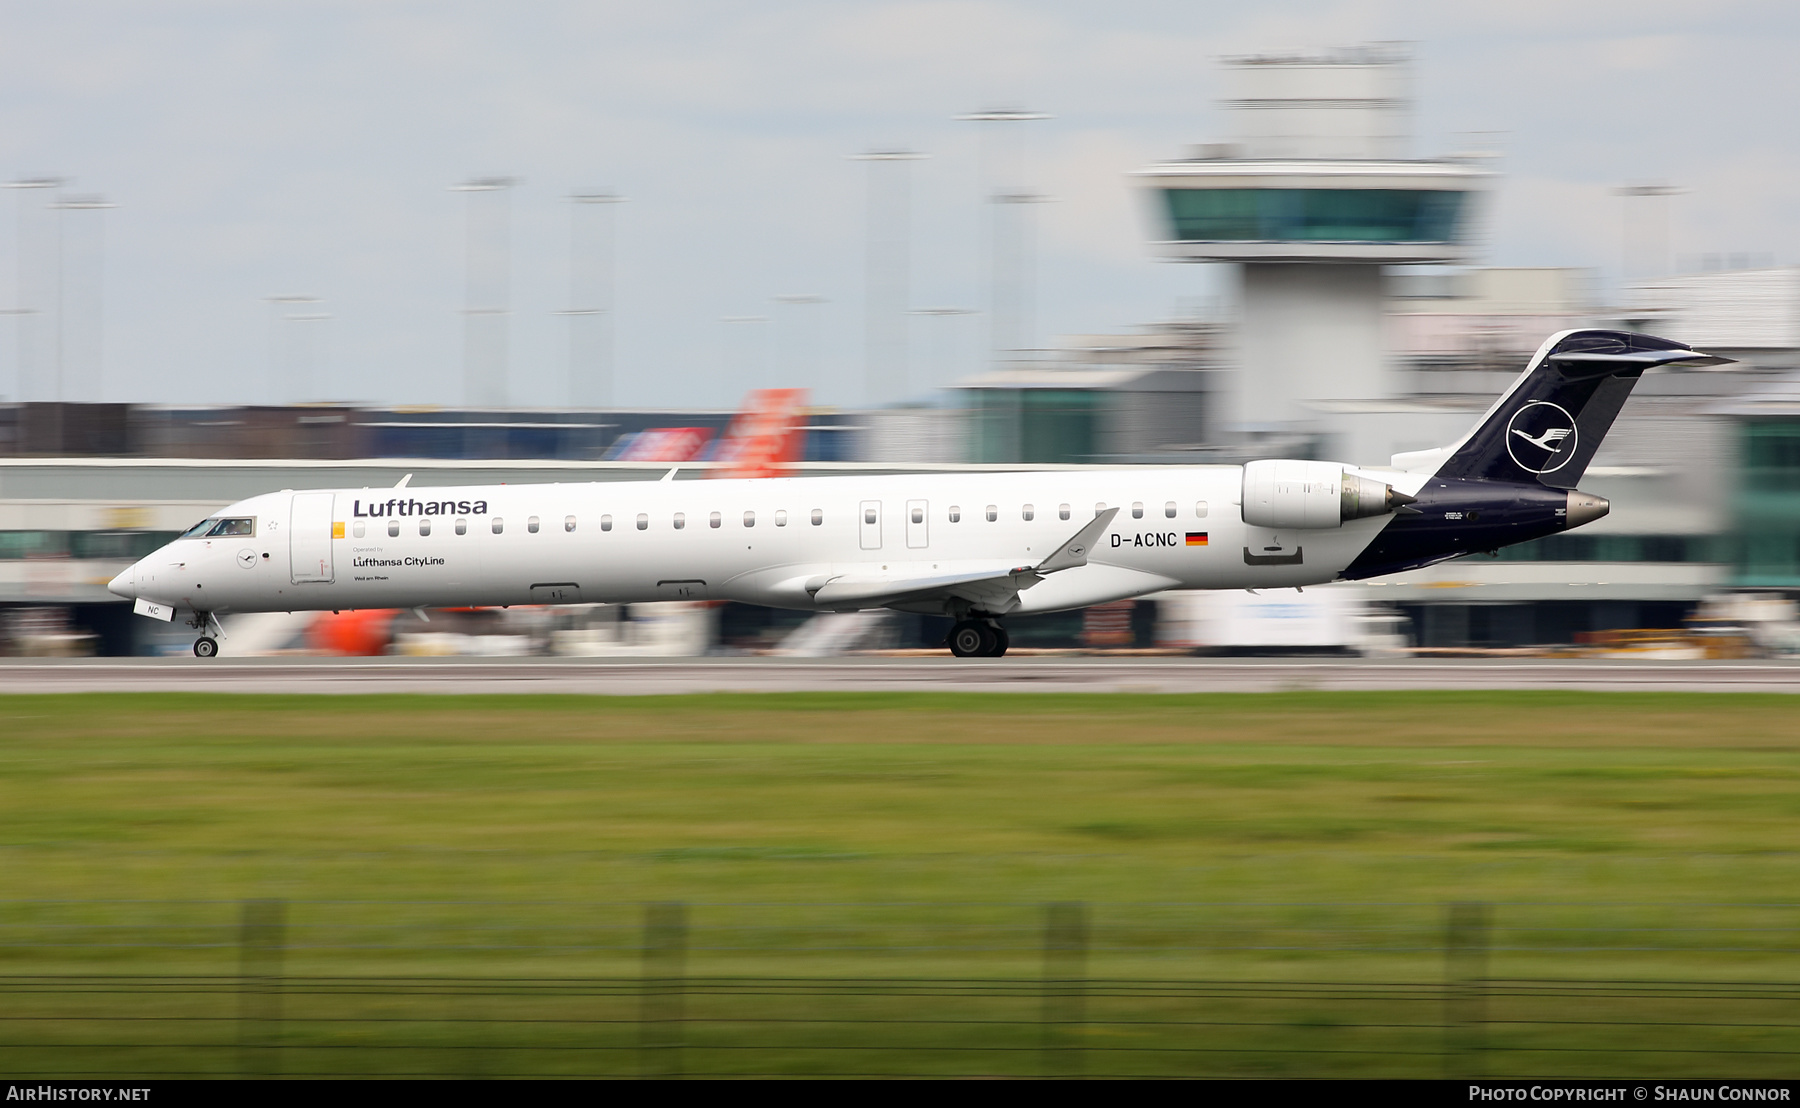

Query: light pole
[957,110,1050,366]
[1614,183,1683,288]
[773,293,826,394]
[5,178,64,402]
[264,296,328,404]
[850,150,926,406]
[560,190,625,408]
[908,307,977,395]
[450,177,515,408]
[51,194,111,403]
[721,315,770,395]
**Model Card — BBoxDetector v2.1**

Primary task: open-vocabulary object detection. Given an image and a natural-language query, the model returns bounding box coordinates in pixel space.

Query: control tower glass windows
[1161,188,1467,244]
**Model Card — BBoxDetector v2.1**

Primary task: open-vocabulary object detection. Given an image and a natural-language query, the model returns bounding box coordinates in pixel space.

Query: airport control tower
[1136,44,1490,453]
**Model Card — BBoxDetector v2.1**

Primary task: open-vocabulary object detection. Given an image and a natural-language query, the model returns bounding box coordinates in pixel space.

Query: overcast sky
[1,1,1795,410]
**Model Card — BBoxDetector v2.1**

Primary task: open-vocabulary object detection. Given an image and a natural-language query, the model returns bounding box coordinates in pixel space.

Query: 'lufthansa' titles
[353,498,488,517]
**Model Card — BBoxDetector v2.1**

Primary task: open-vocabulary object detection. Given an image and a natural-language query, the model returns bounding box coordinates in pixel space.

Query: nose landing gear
[186,611,225,660]
[947,619,1009,658]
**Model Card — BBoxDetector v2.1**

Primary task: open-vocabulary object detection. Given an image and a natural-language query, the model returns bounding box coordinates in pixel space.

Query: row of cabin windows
[353,508,828,539]
[945,500,1208,523]
[352,500,1206,539]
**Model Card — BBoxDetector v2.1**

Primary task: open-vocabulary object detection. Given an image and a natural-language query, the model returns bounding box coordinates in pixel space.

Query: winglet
[1035,507,1119,575]
[395,473,413,488]
[661,466,680,482]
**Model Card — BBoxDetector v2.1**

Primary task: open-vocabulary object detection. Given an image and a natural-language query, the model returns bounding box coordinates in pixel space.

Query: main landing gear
[193,637,218,658]
[947,619,1009,658]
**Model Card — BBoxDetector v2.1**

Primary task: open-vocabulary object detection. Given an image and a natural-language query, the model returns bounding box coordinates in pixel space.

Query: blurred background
[2,2,1800,659]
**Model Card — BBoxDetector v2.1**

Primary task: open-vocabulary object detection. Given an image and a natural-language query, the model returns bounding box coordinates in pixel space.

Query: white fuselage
[118,466,1411,619]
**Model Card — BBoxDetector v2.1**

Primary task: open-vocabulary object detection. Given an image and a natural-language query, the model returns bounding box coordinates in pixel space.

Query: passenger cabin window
[636,513,648,531]
[564,515,576,533]
[949,506,961,523]
[1195,501,1208,518]
[528,516,540,534]
[864,507,877,524]
[388,520,400,538]
[744,511,756,528]
[1022,504,1034,521]
[493,518,504,534]
[418,519,431,536]
[1095,502,1107,517]
[1059,504,1070,520]
[1132,502,1144,519]
[354,520,367,538]
[1164,501,1177,518]
[810,509,823,526]
[673,512,686,530]
[775,510,788,527]
[985,505,997,522]
[600,514,613,532]
[455,518,467,536]
[911,506,924,524]
[710,512,722,529]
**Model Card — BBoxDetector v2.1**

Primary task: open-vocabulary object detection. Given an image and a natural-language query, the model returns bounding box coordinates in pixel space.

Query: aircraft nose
[107,563,137,599]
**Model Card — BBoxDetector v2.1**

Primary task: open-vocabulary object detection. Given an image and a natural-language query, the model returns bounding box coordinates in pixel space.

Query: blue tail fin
[1426,329,1730,488]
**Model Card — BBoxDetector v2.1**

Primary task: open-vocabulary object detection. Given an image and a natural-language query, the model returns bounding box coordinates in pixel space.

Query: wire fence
[1,899,1798,1078]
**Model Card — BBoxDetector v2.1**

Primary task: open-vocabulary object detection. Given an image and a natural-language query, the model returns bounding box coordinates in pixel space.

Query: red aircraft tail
[709,388,809,479]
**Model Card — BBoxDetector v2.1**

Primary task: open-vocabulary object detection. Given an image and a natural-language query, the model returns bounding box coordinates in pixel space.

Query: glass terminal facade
[1160,188,1468,243]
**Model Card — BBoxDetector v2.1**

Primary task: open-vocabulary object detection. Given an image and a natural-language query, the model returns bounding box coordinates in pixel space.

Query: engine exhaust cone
[1565,490,1610,529]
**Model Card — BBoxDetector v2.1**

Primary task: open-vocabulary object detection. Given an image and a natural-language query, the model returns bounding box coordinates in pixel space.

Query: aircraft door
[290,492,336,584]
[905,499,928,549]
[859,500,882,551]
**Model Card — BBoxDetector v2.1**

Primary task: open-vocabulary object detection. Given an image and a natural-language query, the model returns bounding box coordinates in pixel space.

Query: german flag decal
[1185,532,1208,547]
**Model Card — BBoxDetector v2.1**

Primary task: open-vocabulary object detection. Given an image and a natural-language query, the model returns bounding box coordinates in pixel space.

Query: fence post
[1444,901,1492,1078]
[1042,901,1088,1078]
[238,898,286,1078]
[639,901,688,1078]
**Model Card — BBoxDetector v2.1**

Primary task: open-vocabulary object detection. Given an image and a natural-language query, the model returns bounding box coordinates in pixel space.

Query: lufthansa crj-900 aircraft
[108,330,1728,658]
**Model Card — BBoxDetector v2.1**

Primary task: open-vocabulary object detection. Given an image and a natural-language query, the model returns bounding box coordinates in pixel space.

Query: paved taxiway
[2,656,1799,694]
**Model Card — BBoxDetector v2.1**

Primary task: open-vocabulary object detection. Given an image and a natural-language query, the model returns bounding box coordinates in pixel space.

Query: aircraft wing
[806,507,1121,612]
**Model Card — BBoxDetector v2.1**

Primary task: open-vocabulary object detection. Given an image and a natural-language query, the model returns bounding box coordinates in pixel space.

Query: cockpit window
[180,518,221,539]
[205,518,255,537]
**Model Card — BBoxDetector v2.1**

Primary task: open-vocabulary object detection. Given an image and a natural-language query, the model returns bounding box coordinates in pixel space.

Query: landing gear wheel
[948,620,996,658]
[193,637,218,659]
[988,626,1009,658]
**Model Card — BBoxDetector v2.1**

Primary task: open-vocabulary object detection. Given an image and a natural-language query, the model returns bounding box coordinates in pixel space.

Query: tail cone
[1565,490,1610,529]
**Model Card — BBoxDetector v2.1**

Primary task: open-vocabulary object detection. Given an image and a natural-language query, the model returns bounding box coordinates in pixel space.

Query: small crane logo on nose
[237,549,257,569]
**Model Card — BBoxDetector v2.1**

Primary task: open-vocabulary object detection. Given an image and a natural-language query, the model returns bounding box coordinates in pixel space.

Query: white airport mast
[1135,45,1489,454]
[561,190,625,408]
[451,177,515,408]
[957,109,1049,367]
[851,150,926,405]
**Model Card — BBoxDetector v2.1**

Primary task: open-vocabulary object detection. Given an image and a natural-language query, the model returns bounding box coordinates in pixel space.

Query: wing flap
[806,506,1125,612]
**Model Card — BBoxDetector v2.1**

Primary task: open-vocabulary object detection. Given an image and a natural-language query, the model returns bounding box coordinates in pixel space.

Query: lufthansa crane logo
[1505,401,1578,475]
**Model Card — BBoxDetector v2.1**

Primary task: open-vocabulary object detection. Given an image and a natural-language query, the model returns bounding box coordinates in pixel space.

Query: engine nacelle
[1241,459,1410,529]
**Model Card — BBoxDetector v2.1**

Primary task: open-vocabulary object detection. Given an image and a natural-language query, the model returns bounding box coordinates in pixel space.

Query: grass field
[1,690,1797,1076]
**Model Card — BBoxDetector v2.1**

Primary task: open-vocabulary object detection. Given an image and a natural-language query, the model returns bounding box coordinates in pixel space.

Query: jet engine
[1241,459,1414,529]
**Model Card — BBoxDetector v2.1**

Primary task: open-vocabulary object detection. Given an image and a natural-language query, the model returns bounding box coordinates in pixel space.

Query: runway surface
[3,655,1800,694]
